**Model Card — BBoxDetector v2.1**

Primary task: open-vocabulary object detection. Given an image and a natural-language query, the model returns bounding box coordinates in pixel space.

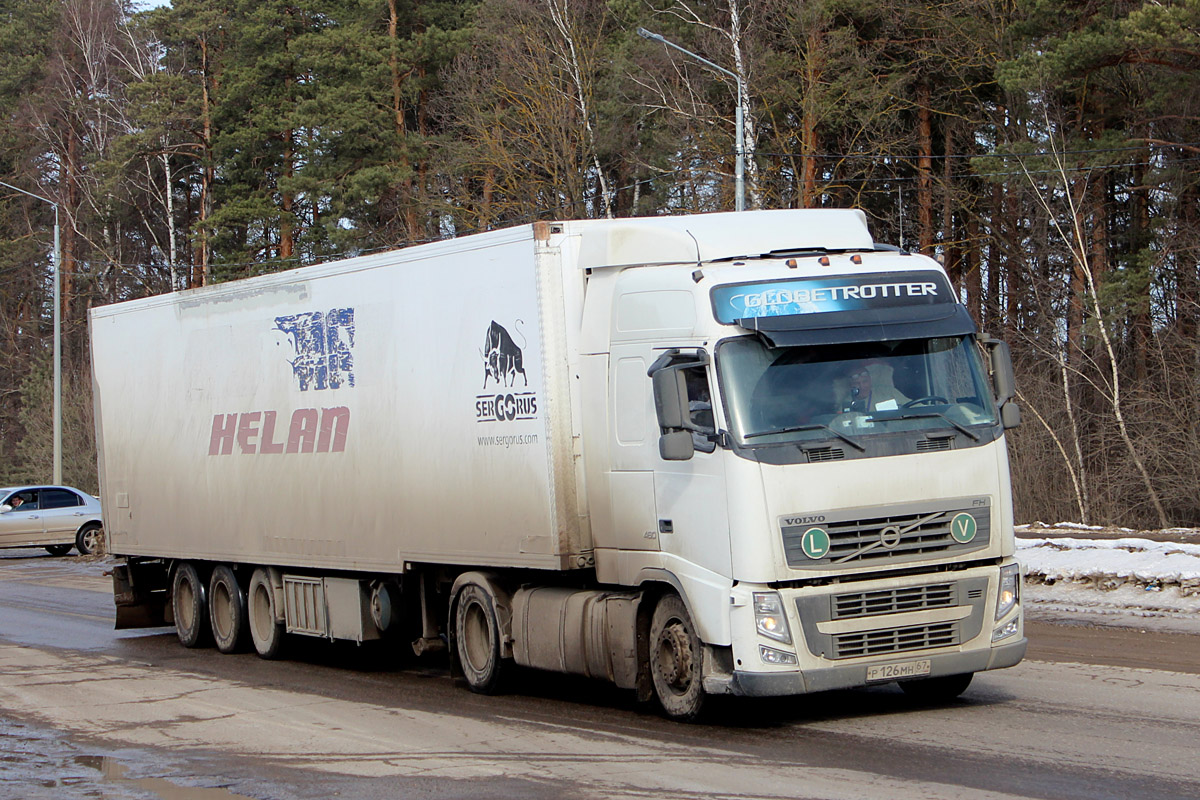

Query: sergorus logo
[476,319,537,424]
[208,308,355,456]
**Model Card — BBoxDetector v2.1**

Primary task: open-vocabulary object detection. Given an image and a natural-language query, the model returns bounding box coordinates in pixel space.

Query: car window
[41,489,82,510]
[4,491,39,510]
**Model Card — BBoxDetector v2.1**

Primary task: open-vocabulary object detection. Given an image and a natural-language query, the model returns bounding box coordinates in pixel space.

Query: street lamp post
[0,179,62,485]
[637,27,746,212]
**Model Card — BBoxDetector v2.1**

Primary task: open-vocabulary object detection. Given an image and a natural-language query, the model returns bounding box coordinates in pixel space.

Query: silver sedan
[0,485,104,556]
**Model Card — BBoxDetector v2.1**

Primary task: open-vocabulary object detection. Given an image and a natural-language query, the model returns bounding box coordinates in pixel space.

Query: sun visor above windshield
[711,269,975,345]
[737,305,977,346]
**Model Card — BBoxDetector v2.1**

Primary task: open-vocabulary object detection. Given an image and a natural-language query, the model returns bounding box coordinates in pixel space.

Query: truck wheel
[454,584,504,693]
[900,672,974,703]
[75,523,103,555]
[172,563,210,648]
[45,544,72,557]
[649,593,706,722]
[248,568,286,659]
[208,565,249,654]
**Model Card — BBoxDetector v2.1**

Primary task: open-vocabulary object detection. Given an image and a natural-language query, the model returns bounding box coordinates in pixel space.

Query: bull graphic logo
[480,320,527,388]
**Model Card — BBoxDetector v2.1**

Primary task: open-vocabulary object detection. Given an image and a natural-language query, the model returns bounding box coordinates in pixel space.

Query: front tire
[172,563,210,648]
[75,523,103,555]
[454,584,505,694]
[248,568,286,659]
[209,565,249,654]
[45,544,72,557]
[649,593,706,722]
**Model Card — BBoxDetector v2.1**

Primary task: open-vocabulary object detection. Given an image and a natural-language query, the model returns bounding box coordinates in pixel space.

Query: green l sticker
[950,513,977,543]
[801,527,830,559]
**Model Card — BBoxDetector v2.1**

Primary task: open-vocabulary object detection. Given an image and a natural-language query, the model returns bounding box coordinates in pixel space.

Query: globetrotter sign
[711,270,954,323]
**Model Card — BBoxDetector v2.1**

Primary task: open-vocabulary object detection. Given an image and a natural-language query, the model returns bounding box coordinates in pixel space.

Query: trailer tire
[649,593,706,722]
[248,568,286,659]
[454,584,505,694]
[172,563,210,648]
[209,565,249,654]
[899,672,973,703]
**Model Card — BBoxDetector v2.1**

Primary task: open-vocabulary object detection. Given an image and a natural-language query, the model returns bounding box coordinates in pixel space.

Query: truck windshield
[717,335,999,446]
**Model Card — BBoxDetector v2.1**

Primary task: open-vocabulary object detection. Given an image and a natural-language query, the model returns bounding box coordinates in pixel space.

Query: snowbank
[1017,536,1200,595]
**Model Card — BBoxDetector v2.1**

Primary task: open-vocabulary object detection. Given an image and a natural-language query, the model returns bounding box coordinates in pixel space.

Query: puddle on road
[0,716,257,800]
[75,756,257,800]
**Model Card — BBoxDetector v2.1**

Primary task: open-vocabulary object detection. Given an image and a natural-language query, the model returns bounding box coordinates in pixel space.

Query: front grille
[833,583,955,619]
[781,498,990,569]
[834,621,959,658]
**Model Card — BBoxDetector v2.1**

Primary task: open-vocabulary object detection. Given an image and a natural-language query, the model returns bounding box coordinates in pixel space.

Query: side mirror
[1000,403,1021,430]
[981,337,1020,429]
[982,338,1016,407]
[651,368,688,430]
[659,430,695,461]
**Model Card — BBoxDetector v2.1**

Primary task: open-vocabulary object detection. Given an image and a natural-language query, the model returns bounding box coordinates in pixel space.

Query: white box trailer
[93,209,1026,720]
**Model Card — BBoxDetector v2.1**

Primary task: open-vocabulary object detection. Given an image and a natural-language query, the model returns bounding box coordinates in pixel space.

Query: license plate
[866,659,931,682]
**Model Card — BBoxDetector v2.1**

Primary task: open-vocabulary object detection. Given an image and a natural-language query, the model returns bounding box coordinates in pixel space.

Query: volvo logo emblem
[879,525,902,549]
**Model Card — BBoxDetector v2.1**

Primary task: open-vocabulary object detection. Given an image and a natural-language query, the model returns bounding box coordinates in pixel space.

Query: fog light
[759,645,798,665]
[992,618,1020,642]
[753,592,792,644]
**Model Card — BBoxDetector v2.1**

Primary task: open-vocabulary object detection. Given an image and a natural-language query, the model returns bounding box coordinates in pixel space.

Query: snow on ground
[1016,526,1200,630]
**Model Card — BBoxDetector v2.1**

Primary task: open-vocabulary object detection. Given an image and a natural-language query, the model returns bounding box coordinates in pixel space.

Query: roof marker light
[851,254,863,265]
[818,256,830,267]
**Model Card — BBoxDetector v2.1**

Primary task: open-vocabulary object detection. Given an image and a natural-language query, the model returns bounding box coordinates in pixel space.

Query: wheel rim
[250,582,272,638]
[461,600,492,673]
[81,528,99,552]
[656,620,694,694]
[212,581,233,639]
[177,578,195,631]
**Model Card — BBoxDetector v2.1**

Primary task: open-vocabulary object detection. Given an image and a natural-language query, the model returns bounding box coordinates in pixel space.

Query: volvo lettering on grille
[779,498,991,569]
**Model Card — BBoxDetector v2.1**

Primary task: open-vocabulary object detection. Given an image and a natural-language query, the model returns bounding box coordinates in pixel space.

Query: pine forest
[2,0,1200,528]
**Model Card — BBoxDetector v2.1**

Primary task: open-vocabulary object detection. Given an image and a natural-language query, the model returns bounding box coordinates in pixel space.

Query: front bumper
[707,636,1026,697]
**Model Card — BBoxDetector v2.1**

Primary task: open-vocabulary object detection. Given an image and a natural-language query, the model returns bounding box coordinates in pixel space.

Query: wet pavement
[0,715,258,800]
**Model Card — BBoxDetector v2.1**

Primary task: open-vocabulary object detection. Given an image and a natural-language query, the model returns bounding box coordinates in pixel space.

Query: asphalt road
[0,549,1198,800]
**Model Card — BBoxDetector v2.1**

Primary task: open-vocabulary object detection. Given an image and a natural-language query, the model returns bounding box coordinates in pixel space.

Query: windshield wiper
[897,411,981,441]
[744,423,866,451]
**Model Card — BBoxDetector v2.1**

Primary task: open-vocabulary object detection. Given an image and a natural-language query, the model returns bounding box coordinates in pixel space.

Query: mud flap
[113,561,169,630]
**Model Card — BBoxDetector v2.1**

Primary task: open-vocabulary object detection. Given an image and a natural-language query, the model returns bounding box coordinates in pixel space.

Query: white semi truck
[92,208,1025,720]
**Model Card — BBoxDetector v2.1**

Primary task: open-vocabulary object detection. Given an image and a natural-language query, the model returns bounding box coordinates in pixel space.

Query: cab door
[0,490,43,547]
[648,355,732,579]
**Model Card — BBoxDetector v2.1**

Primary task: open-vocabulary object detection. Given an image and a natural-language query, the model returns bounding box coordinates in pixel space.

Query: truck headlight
[996,563,1019,620]
[753,592,792,644]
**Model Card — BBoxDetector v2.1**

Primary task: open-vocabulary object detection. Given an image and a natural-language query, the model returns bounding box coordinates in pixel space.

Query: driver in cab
[839,363,907,413]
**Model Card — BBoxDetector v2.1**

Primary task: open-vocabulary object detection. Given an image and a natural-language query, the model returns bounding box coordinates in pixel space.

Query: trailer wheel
[172,563,210,648]
[248,568,285,659]
[899,672,974,703]
[649,593,706,722]
[454,584,505,694]
[75,523,103,555]
[209,565,249,654]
